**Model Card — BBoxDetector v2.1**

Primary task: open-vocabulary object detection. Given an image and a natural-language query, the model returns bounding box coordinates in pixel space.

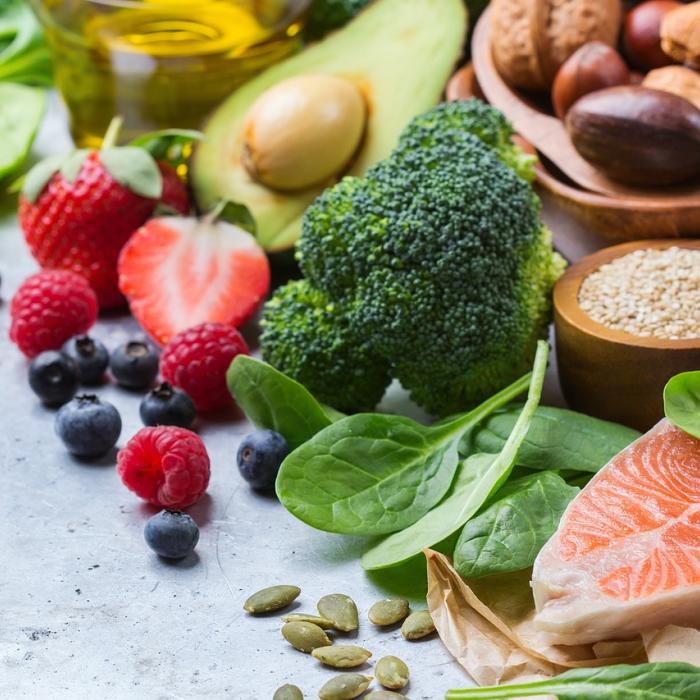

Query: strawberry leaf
[210,200,256,235]
[100,147,162,199]
[60,149,90,183]
[21,153,64,202]
[129,129,202,167]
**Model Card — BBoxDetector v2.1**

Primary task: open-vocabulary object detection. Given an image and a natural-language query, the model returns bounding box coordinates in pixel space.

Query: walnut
[661,2,700,69]
[491,0,623,91]
[643,65,700,111]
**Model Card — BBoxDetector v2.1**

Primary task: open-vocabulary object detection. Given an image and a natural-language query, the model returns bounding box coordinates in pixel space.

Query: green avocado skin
[191,0,468,253]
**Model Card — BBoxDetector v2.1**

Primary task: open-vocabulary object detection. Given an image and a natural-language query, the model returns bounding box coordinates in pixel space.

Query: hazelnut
[661,2,700,69]
[242,74,366,192]
[491,0,623,91]
[552,42,630,119]
[644,65,700,111]
[624,0,681,71]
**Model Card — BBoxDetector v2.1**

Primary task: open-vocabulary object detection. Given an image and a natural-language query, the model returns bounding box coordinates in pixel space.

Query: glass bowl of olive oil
[31,0,310,146]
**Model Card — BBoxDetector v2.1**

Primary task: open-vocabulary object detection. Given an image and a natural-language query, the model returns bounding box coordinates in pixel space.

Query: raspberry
[160,323,250,412]
[10,270,98,357]
[117,426,210,508]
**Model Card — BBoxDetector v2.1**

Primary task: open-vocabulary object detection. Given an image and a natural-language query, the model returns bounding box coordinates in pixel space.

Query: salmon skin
[532,419,700,645]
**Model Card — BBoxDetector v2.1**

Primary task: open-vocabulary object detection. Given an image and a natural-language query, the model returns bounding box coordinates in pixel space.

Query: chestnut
[624,0,682,71]
[552,42,630,119]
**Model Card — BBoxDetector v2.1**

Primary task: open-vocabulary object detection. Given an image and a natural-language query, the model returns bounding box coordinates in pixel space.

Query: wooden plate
[457,8,700,242]
[554,239,700,431]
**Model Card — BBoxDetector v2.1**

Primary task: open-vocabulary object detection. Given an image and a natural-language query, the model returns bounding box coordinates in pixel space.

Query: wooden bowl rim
[470,7,700,209]
[555,239,700,350]
[534,163,700,214]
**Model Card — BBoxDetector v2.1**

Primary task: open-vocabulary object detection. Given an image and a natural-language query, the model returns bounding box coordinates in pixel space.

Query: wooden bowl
[554,239,700,431]
[462,7,700,242]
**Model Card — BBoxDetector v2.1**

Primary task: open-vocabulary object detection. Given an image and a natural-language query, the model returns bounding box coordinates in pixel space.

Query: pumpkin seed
[317,594,359,632]
[318,674,372,700]
[244,585,301,614]
[274,684,304,700]
[365,692,408,700]
[401,610,435,640]
[368,599,410,626]
[375,656,409,690]
[311,645,372,668]
[282,621,332,653]
[282,613,336,629]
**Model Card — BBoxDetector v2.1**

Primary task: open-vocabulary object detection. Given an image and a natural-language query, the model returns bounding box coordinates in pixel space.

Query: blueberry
[236,429,289,491]
[140,382,196,428]
[28,351,79,406]
[144,510,199,559]
[55,394,122,458]
[110,340,159,390]
[62,335,109,385]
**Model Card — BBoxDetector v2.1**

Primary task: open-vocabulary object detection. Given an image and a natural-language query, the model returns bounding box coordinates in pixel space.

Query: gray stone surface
[0,100,475,699]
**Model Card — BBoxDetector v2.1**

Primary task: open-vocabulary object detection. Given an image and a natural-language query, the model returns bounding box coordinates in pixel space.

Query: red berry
[19,151,156,309]
[118,216,270,346]
[10,270,98,358]
[158,162,190,215]
[117,426,210,508]
[160,323,249,412]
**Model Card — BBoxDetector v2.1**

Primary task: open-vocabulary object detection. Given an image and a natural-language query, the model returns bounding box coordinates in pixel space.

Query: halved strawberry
[118,216,270,346]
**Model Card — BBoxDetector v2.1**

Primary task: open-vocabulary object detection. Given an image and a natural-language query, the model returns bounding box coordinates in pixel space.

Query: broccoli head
[260,279,391,413]
[262,100,565,416]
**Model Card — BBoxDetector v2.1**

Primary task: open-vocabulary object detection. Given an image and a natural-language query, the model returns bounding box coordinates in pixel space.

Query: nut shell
[643,65,700,111]
[491,0,622,91]
[242,74,366,192]
[566,85,700,186]
[624,0,681,71]
[661,2,700,69]
[552,41,629,119]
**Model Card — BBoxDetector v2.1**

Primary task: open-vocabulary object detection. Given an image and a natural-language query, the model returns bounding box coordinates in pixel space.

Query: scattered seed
[282,613,336,629]
[318,594,359,632]
[401,610,435,640]
[274,684,304,700]
[318,674,372,700]
[368,599,410,626]
[244,585,301,614]
[375,656,409,690]
[365,692,408,700]
[311,645,372,668]
[282,621,332,653]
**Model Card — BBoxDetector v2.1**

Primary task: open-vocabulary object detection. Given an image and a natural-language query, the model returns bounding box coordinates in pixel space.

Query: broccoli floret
[304,0,372,42]
[263,100,565,416]
[260,280,391,412]
[394,100,536,182]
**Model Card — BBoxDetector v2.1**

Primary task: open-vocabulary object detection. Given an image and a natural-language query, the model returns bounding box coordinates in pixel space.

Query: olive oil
[33,0,308,146]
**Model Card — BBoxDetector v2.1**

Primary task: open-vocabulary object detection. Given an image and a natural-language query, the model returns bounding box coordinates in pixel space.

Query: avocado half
[192,0,467,252]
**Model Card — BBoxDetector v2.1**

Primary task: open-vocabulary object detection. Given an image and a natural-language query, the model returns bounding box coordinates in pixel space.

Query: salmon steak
[532,419,700,645]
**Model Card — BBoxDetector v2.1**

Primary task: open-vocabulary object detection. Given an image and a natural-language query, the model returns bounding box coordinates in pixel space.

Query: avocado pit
[242,74,367,192]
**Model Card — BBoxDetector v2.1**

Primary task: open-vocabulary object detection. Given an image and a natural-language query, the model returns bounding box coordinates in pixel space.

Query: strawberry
[118,215,270,346]
[18,129,190,310]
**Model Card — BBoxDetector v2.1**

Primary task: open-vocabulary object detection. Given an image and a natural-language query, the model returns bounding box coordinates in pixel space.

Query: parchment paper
[425,550,699,689]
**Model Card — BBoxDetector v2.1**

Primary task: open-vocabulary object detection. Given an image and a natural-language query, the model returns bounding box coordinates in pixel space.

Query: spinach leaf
[0,83,45,179]
[664,371,700,440]
[0,0,52,86]
[276,348,539,536]
[453,471,578,579]
[227,355,337,450]
[446,662,700,699]
[465,405,640,473]
[360,341,548,567]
